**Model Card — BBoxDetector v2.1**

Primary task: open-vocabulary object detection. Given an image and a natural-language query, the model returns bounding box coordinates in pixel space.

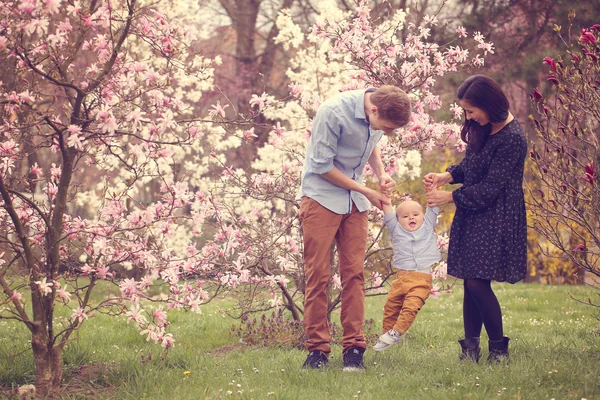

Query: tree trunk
[31,332,63,398]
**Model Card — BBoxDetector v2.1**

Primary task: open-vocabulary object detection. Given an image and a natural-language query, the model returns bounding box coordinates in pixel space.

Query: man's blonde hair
[371,85,411,127]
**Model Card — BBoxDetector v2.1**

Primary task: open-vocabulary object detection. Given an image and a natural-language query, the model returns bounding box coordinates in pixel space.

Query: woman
[423,75,527,362]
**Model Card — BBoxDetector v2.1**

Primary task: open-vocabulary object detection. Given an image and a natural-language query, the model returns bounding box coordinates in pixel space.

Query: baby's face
[396,201,424,232]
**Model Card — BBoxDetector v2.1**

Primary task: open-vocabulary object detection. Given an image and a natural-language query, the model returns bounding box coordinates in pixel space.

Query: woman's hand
[422,172,453,191]
[426,189,453,207]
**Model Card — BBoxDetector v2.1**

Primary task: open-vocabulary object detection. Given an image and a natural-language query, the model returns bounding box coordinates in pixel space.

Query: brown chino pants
[299,197,368,353]
[382,270,432,334]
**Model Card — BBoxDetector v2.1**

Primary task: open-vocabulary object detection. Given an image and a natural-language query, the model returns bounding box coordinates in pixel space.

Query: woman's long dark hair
[458,75,509,152]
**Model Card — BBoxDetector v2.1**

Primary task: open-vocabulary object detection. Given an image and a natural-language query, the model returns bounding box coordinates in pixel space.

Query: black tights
[463,279,503,341]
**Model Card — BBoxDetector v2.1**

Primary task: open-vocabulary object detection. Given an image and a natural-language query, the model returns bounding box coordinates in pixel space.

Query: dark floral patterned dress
[446,119,528,284]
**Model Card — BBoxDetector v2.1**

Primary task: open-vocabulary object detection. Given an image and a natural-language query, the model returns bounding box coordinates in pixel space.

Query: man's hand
[426,189,453,207]
[378,172,395,196]
[365,188,391,210]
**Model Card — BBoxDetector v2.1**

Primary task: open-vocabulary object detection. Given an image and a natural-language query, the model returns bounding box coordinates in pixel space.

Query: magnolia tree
[0,0,493,394]
[528,23,599,315]
[208,0,495,318]
[0,0,245,395]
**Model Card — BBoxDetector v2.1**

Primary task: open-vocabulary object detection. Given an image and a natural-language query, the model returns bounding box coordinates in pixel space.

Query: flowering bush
[528,23,599,316]
[232,309,380,349]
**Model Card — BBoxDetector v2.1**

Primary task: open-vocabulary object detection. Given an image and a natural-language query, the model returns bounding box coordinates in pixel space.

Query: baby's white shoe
[373,329,402,352]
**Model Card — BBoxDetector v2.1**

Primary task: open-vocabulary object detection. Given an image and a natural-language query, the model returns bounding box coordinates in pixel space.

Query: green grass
[1,283,599,399]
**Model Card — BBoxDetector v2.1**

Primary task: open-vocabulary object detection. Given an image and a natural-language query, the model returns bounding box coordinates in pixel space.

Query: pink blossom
[288,83,302,97]
[436,234,449,251]
[10,291,23,301]
[18,91,34,104]
[67,129,84,149]
[272,122,286,137]
[45,0,61,14]
[249,93,268,111]
[370,271,383,288]
[579,29,596,44]
[456,26,467,38]
[46,183,58,197]
[573,243,586,252]
[581,161,594,185]
[449,103,463,120]
[429,284,440,299]
[95,266,113,280]
[472,54,485,67]
[543,57,557,72]
[82,14,95,27]
[58,20,73,33]
[432,261,447,280]
[332,273,341,290]
[126,304,147,327]
[120,278,138,298]
[243,127,258,142]
[153,307,168,327]
[71,308,88,323]
[35,278,53,296]
[531,87,543,101]
[50,163,61,182]
[18,0,37,14]
[0,139,18,156]
[423,15,438,26]
[208,101,229,119]
[80,263,93,275]
[56,287,71,302]
[160,333,175,348]
[30,163,43,177]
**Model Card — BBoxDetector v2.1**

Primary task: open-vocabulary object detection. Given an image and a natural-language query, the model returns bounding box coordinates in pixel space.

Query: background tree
[0,0,235,395]
[528,23,599,317]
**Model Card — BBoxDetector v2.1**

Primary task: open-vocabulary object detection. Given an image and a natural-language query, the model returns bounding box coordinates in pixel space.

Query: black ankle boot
[458,337,481,362]
[487,336,510,362]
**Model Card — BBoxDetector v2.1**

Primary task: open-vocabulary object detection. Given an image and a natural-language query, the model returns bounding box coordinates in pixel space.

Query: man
[298,85,412,371]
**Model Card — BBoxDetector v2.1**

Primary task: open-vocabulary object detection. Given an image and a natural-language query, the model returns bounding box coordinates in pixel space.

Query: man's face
[368,109,399,135]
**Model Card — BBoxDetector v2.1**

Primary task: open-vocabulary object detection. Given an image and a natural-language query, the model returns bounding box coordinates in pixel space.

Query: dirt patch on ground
[0,363,118,399]
[209,343,247,358]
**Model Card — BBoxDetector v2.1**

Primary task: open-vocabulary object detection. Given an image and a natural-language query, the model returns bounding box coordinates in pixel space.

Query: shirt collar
[354,88,375,121]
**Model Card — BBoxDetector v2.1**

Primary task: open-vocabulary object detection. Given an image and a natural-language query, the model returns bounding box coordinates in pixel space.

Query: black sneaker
[302,350,329,369]
[343,347,365,372]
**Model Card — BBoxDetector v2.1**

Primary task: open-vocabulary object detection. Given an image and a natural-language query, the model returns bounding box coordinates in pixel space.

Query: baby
[374,199,441,351]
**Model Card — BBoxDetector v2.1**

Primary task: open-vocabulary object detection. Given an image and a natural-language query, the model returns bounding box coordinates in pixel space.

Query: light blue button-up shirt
[297,89,383,214]
[384,206,441,273]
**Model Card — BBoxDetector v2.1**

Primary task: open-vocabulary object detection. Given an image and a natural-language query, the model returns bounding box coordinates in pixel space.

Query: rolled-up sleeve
[307,106,340,174]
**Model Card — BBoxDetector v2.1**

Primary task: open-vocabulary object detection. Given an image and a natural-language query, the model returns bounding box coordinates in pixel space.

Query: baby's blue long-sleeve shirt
[384,206,442,273]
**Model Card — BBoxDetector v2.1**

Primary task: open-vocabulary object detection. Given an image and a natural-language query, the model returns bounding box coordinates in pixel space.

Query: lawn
[0,282,598,399]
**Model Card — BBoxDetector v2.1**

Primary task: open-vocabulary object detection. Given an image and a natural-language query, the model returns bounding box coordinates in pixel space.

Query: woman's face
[459,99,489,126]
